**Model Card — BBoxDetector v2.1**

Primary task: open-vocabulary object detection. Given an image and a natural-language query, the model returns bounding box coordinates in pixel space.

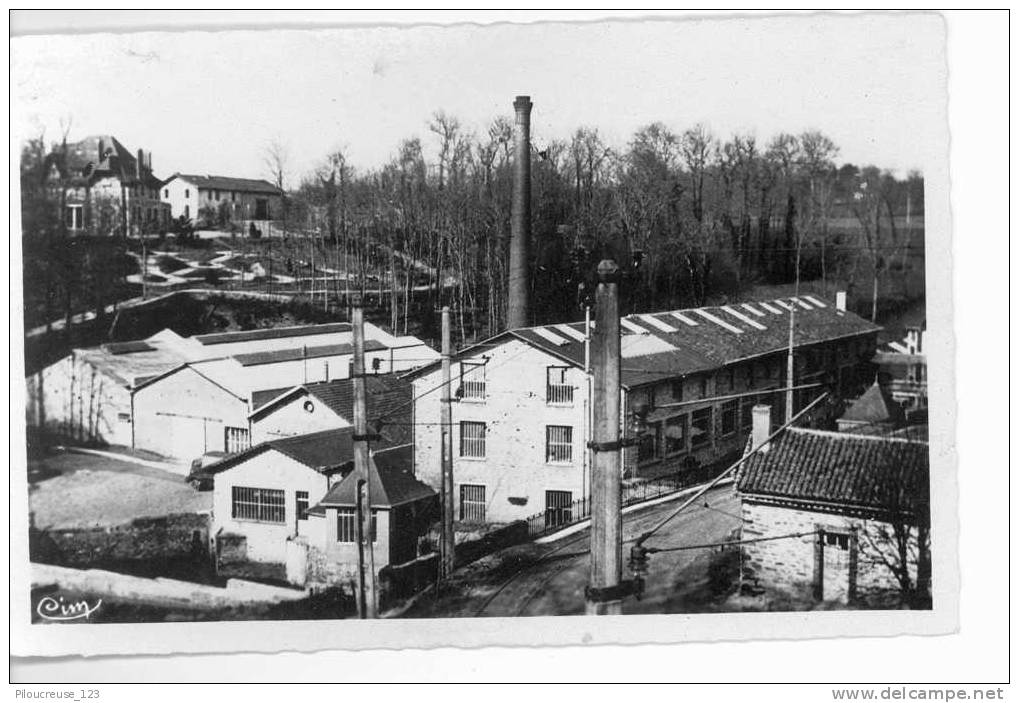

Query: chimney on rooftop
[507,95,533,330]
[835,290,847,312]
[97,139,105,162]
[136,148,144,179]
[751,404,772,454]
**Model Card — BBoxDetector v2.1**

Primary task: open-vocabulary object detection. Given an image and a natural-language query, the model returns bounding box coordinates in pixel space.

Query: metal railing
[546,383,574,405]
[523,463,724,538]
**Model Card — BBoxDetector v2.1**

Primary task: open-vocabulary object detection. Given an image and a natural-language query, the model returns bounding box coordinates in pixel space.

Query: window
[459,421,486,458]
[691,408,712,449]
[224,426,250,453]
[231,486,285,524]
[214,189,220,201]
[824,532,851,550]
[720,399,738,436]
[670,379,684,403]
[117,412,132,424]
[163,188,169,198]
[699,377,709,399]
[544,490,573,528]
[546,366,573,404]
[296,491,309,521]
[185,188,190,198]
[184,205,190,218]
[459,361,486,400]
[231,191,236,202]
[545,425,573,463]
[459,484,486,522]
[336,507,378,543]
[638,421,661,462]
[664,415,687,455]
[64,204,83,230]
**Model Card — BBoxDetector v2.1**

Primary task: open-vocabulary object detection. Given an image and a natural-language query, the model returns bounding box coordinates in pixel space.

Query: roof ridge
[788,427,928,445]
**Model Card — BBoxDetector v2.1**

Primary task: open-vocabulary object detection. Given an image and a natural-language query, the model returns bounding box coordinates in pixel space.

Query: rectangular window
[638,421,662,463]
[670,379,684,403]
[214,189,220,201]
[824,532,851,550]
[691,408,712,449]
[664,415,687,455]
[117,412,132,424]
[545,425,573,463]
[231,486,285,524]
[544,490,573,528]
[163,188,169,198]
[459,361,486,400]
[459,421,486,458]
[224,426,250,453]
[64,204,83,230]
[336,507,378,543]
[296,491,309,521]
[185,188,190,198]
[720,399,738,436]
[699,377,709,399]
[459,484,486,522]
[231,191,236,202]
[546,366,573,404]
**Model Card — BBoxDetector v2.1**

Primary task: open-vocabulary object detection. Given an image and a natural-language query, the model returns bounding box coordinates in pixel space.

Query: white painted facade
[413,338,590,524]
[250,390,352,444]
[160,175,281,223]
[132,363,251,462]
[211,448,331,563]
[26,351,133,447]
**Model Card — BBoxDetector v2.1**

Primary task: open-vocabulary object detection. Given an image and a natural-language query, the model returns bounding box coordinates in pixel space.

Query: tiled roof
[313,445,435,509]
[840,382,906,425]
[232,339,386,367]
[249,374,413,445]
[737,428,929,517]
[55,135,160,186]
[169,173,282,195]
[194,323,352,346]
[197,427,405,477]
[412,295,879,388]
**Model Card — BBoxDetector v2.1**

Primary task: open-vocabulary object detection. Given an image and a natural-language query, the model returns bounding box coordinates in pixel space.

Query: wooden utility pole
[586,260,623,616]
[439,306,455,580]
[351,298,378,618]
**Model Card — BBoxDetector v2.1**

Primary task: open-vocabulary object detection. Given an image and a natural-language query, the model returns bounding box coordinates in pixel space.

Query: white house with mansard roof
[408,294,881,525]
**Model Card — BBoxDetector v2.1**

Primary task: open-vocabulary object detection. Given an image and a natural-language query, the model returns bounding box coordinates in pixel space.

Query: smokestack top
[596,259,621,282]
[514,95,532,110]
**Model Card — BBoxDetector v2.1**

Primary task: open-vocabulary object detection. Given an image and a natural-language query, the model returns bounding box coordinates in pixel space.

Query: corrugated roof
[232,339,386,367]
[168,173,282,195]
[737,428,929,517]
[416,295,879,389]
[313,445,435,509]
[78,330,196,387]
[194,323,352,346]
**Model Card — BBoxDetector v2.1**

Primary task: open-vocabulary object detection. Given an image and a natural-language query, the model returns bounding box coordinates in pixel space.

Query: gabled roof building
[409,293,881,525]
[737,415,930,608]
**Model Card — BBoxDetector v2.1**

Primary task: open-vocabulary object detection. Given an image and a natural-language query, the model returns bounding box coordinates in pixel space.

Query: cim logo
[35,595,102,622]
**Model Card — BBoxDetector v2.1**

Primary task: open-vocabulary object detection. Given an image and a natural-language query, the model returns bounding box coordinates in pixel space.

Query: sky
[12,13,947,185]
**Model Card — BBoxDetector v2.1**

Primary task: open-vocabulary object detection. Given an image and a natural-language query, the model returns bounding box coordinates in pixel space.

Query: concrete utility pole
[785,306,796,425]
[586,260,623,616]
[507,95,532,330]
[351,298,378,618]
[439,306,456,580]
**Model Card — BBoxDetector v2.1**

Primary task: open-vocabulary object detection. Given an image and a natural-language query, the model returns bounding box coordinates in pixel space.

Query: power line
[633,390,830,548]
[645,530,819,554]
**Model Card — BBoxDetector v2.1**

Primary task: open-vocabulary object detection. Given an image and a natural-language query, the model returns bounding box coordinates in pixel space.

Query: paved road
[406,485,742,618]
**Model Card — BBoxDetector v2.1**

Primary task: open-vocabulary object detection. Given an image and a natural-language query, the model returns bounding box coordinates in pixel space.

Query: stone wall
[32,513,211,569]
[740,500,921,608]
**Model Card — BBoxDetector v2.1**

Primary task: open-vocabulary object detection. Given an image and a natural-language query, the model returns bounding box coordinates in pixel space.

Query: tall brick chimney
[136,148,144,180]
[507,95,532,330]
